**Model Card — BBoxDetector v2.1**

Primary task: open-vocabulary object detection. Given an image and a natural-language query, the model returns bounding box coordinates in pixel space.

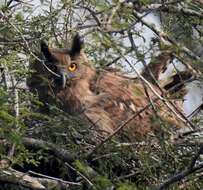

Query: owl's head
[41,34,90,88]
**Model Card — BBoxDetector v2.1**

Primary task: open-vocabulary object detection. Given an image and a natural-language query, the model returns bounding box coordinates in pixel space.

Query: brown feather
[28,42,186,141]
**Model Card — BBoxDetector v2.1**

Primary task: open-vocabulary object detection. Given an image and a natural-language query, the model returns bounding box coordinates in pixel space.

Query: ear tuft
[40,40,53,61]
[70,34,84,56]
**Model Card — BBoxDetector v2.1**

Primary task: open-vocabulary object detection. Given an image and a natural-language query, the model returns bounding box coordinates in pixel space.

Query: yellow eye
[68,63,77,72]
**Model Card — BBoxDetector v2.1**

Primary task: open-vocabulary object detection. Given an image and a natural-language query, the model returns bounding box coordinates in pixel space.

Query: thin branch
[104,49,132,67]
[0,65,8,89]
[106,2,122,31]
[49,0,60,46]
[138,3,203,18]
[65,162,94,187]
[78,6,101,26]
[8,74,19,158]
[28,170,81,186]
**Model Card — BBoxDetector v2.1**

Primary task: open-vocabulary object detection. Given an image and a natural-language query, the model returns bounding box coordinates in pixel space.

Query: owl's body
[28,35,185,140]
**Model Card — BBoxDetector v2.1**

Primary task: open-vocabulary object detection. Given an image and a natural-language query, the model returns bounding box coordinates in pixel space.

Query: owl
[28,34,185,141]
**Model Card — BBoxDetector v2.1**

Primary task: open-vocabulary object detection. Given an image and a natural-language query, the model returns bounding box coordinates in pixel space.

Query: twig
[0,65,8,89]
[91,152,119,161]
[116,171,137,180]
[189,146,203,170]
[65,162,94,187]
[104,49,132,67]
[28,170,81,186]
[186,103,203,118]
[106,2,123,30]
[178,128,203,138]
[79,6,101,26]
[174,139,203,147]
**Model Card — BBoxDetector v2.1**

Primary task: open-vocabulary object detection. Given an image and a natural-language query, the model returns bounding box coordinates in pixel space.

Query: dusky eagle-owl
[28,34,186,140]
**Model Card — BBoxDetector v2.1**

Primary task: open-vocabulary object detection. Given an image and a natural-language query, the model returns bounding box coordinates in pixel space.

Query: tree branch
[138,3,203,19]
[22,137,76,163]
[0,165,83,190]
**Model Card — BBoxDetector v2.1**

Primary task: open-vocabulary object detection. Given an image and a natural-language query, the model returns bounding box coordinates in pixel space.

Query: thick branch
[22,137,76,163]
[0,168,71,190]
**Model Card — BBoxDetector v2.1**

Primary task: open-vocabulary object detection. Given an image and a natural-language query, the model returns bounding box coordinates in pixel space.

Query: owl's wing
[89,71,185,139]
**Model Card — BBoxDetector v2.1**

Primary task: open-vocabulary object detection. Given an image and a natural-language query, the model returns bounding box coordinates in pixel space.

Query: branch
[0,167,74,190]
[28,170,81,186]
[8,74,19,158]
[106,2,122,31]
[138,3,203,19]
[78,6,101,27]
[65,162,94,187]
[22,137,76,163]
[49,0,60,46]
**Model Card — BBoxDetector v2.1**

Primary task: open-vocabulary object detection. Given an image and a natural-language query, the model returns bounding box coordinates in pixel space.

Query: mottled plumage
[28,35,185,140]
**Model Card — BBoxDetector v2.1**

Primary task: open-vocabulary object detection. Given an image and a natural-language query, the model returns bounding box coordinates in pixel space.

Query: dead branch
[0,167,72,190]
[106,2,122,31]
[79,5,101,27]
[28,170,81,186]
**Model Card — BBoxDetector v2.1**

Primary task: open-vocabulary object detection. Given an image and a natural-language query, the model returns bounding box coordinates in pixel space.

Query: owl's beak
[60,72,67,89]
